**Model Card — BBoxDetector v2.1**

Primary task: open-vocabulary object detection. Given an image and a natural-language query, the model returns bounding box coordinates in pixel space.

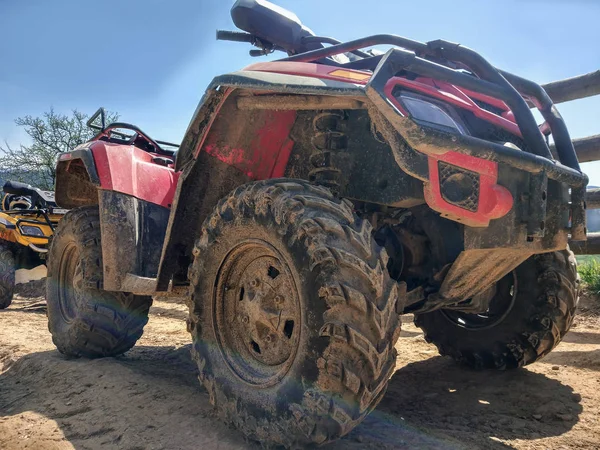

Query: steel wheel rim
[213,240,302,387]
[441,271,518,331]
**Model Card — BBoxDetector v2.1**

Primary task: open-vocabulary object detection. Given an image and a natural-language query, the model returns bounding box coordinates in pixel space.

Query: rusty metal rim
[213,239,302,388]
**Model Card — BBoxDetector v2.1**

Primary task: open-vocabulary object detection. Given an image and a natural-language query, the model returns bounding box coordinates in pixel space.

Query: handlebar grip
[216,30,255,43]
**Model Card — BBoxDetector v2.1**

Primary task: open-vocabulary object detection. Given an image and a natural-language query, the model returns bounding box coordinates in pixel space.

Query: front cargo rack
[279,34,588,239]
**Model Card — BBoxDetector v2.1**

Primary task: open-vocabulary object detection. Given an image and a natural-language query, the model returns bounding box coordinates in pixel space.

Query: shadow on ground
[562,329,600,345]
[374,356,582,449]
[542,348,600,371]
[0,343,583,449]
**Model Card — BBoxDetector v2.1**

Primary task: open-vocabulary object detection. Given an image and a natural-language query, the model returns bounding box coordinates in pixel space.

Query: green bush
[578,259,600,294]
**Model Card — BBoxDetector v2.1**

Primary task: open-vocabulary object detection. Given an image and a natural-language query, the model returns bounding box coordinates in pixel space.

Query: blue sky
[1,0,599,183]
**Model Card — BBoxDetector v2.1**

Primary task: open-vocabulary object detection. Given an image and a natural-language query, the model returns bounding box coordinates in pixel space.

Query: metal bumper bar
[363,47,588,240]
[282,33,587,239]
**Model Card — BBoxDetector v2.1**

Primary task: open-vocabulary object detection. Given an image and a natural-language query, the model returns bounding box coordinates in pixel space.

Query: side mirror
[87,107,107,131]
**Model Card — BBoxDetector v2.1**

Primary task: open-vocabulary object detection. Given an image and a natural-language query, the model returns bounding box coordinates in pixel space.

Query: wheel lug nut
[250,279,260,288]
[265,335,272,342]
[274,295,283,304]
[241,315,249,324]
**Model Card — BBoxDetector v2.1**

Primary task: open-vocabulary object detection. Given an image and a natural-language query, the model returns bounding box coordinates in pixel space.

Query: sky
[1,0,599,183]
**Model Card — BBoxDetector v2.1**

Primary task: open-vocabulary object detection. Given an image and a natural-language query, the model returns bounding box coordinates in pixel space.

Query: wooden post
[570,190,600,255]
[572,135,600,163]
[549,134,600,163]
[587,188,600,210]
[542,70,600,105]
[525,72,600,253]
[526,71,600,163]
[570,233,600,255]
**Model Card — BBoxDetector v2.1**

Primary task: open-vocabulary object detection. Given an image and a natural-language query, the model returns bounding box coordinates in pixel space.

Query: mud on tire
[0,244,15,309]
[188,179,402,447]
[46,206,152,358]
[415,249,579,369]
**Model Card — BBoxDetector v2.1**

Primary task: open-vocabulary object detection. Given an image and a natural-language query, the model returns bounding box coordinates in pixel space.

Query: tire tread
[189,179,402,446]
[47,206,152,358]
[415,249,579,369]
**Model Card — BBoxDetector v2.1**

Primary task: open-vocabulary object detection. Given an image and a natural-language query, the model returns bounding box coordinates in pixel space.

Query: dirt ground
[1,281,599,449]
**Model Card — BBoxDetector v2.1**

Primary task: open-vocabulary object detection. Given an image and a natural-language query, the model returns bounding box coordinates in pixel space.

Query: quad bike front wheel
[188,179,402,447]
[0,244,15,309]
[46,206,153,358]
[415,249,579,369]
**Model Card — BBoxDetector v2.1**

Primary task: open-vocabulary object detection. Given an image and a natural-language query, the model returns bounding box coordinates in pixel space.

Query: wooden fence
[539,71,600,254]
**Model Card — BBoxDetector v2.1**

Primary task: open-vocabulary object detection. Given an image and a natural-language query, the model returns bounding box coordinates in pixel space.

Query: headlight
[399,94,467,135]
[0,217,15,228]
[19,225,45,237]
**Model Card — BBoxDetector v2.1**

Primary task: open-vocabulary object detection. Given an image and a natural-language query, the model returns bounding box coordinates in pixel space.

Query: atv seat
[3,180,37,198]
[3,181,56,208]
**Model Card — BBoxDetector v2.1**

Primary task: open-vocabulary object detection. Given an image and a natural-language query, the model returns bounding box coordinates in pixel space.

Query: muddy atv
[45,0,585,446]
[0,181,66,309]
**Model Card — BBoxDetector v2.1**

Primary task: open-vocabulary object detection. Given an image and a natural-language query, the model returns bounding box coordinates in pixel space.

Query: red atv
[46,0,585,446]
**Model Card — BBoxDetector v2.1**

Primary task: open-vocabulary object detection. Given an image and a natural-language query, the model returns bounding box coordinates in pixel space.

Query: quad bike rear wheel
[0,244,15,309]
[188,179,402,447]
[46,206,153,358]
[415,249,579,369]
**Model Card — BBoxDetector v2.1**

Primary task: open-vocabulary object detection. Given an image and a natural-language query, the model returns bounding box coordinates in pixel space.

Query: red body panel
[241,60,519,225]
[193,89,234,160]
[91,142,179,208]
[191,88,296,180]
[199,106,297,180]
[79,63,519,222]
[245,61,522,137]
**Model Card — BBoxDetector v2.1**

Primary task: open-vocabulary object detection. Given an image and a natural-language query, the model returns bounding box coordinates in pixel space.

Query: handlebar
[216,30,256,43]
[216,29,374,59]
[101,122,176,157]
[217,30,287,57]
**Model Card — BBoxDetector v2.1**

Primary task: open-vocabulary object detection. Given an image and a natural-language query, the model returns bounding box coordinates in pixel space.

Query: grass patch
[578,258,600,294]
[576,254,600,265]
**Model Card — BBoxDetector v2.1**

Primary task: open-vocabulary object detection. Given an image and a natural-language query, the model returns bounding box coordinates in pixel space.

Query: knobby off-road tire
[415,249,579,369]
[188,179,402,447]
[46,206,152,358]
[0,244,15,309]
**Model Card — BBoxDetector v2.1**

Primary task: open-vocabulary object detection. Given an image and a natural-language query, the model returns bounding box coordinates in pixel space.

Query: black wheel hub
[442,271,518,330]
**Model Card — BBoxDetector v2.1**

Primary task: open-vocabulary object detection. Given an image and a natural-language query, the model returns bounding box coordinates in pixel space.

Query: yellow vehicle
[0,181,67,308]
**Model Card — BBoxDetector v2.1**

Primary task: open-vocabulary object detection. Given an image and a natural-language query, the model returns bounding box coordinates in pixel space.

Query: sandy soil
[1,283,599,450]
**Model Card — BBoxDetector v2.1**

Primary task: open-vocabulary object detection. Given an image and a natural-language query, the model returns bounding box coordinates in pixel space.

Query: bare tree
[0,108,118,190]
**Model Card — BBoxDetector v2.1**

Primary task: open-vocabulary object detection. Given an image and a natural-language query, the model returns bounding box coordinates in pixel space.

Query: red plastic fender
[91,141,179,208]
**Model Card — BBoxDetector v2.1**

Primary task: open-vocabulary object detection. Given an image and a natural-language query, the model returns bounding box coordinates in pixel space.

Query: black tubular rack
[280,34,588,239]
